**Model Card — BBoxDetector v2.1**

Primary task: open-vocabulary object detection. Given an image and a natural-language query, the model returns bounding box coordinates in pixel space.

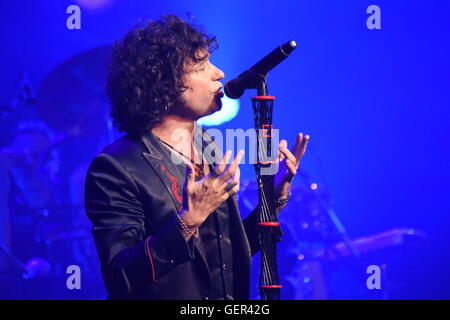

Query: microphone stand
[226,40,297,300]
[251,77,283,300]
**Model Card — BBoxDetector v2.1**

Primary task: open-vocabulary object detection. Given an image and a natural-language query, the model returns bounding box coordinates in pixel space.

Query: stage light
[74,0,116,11]
[198,96,240,127]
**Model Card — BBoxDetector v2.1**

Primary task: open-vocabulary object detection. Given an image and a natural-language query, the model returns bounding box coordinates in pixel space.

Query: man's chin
[195,105,218,121]
[208,98,222,114]
[205,104,220,117]
[196,97,222,119]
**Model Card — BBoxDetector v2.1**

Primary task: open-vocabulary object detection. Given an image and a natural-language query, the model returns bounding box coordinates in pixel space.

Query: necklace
[157,137,205,180]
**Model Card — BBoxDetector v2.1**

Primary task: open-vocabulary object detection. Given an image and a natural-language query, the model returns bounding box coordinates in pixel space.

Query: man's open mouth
[214,89,224,109]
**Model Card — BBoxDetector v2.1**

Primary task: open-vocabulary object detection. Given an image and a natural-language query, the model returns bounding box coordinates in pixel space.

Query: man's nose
[212,64,225,81]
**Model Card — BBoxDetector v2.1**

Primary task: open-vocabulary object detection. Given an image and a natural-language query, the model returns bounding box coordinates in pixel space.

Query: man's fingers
[278,140,287,161]
[299,134,310,158]
[221,165,241,194]
[183,162,196,195]
[228,184,240,197]
[219,192,229,203]
[222,179,240,197]
[290,132,303,160]
[285,158,297,176]
[291,132,310,162]
[280,145,297,167]
[233,166,240,184]
[211,150,232,178]
[220,150,244,182]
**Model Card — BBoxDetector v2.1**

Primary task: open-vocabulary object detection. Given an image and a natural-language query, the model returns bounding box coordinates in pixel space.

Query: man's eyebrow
[194,57,209,70]
[184,52,210,72]
[197,50,210,61]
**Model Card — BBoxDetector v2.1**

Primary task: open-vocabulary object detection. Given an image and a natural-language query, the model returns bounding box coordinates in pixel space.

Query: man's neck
[151,114,196,147]
[151,114,207,169]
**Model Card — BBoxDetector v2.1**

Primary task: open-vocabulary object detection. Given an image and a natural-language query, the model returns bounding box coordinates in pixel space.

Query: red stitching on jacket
[160,164,182,204]
[145,236,156,282]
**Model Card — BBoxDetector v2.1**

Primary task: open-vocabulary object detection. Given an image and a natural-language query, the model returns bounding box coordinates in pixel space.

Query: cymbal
[36,46,112,137]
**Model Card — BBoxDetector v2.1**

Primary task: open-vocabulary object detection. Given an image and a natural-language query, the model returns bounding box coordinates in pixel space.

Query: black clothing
[84,128,265,299]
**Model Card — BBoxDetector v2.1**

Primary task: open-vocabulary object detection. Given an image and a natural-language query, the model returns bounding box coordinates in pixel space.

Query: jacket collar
[139,125,251,280]
[140,130,185,212]
[140,130,164,161]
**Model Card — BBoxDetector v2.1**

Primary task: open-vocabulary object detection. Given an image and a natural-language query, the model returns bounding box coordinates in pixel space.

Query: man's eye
[197,63,207,71]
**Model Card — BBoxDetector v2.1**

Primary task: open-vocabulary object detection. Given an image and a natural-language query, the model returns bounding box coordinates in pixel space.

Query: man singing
[85,14,309,300]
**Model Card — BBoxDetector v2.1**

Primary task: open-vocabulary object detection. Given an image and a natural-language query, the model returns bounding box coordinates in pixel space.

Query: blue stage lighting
[198,96,240,126]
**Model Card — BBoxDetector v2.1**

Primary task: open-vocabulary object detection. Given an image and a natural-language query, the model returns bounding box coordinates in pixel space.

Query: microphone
[224,40,297,99]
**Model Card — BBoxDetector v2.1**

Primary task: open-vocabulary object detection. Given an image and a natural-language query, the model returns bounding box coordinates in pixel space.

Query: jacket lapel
[141,132,185,212]
[140,130,212,278]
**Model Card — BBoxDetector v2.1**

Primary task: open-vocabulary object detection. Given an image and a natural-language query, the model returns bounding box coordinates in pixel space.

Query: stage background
[0,0,449,299]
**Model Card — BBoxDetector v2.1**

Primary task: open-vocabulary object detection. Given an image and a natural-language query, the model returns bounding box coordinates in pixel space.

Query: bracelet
[176,213,199,238]
[274,193,291,208]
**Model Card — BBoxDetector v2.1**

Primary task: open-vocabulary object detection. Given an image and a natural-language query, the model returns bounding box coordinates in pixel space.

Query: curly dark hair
[106,14,218,136]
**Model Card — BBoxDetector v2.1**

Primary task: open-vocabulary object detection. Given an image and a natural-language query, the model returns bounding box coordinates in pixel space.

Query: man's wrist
[176,210,200,239]
[274,193,291,208]
[178,210,201,228]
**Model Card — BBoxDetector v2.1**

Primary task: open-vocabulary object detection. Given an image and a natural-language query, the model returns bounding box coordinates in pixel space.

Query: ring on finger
[225,182,237,192]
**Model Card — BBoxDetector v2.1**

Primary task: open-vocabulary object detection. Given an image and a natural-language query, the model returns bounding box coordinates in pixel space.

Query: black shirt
[196,199,234,300]
[162,142,234,300]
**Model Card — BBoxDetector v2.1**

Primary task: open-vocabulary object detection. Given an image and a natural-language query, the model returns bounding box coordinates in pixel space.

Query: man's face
[176,50,225,120]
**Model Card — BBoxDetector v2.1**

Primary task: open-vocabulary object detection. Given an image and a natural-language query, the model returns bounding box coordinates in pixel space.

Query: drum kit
[238,173,333,300]
[0,46,114,299]
[238,173,427,300]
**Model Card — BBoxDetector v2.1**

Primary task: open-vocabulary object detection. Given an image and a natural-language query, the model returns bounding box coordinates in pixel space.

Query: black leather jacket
[84,129,262,299]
